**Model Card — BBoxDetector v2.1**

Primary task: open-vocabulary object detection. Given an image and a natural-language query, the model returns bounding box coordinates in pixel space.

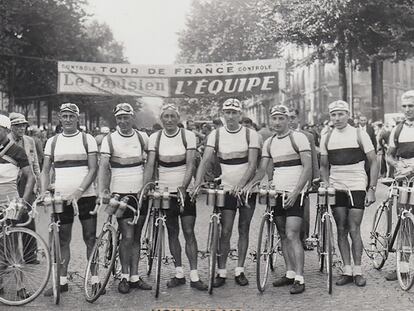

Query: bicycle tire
[0,227,51,306]
[49,224,61,305]
[256,214,273,292]
[370,203,390,270]
[318,209,325,273]
[325,215,333,294]
[84,224,118,303]
[208,218,219,295]
[145,212,157,276]
[396,212,414,291]
[154,222,164,298]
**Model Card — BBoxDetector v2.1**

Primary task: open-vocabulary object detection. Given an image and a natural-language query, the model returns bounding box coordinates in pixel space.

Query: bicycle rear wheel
[256,214,273,292]
[324,215,333,294]
[207,218,219,295]
[0,227,51,306]
[49,224,61,305]
[396,212,414,291]
[84,224,118,303]
[369,203,390,270]
[154,222,164,298]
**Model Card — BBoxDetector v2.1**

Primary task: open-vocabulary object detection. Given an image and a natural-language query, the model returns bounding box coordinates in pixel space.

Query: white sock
[295,275,304,284]
[190,270,199,282]
[60,276,68,285]
[343,265,353,276]
[130,275,140,283]
[353,265,362,276]
[235,267,244,277]
[91,276,100,284]
[217,268,227,278]
[286,270,296,279]
[175,266,185,279]
[121,274,130,281]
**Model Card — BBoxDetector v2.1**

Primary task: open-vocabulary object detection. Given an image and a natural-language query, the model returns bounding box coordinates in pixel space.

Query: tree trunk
[7,60,16,113]
[47,101,53,125]
[338,51,347,101]
[36,100,41,127]
[370,60,384,121]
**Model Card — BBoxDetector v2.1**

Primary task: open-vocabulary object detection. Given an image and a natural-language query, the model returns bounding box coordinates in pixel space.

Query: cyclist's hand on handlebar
[365,189,376,207]
[284,191,299,209]
[231,184,243,196]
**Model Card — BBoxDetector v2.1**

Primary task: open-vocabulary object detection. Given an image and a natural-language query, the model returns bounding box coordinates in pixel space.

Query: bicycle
[83,191,139,303]
[368,178,414,291]
[0,198,51,306]
[138,182,184,298]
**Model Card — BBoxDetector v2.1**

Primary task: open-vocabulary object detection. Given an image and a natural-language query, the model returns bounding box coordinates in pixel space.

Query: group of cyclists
[1,89,414,299]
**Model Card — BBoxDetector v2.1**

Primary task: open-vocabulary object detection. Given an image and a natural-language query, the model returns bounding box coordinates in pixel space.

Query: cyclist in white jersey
[385,90,414,281]
[245,105,312,294]
[194,98,260,287]
[320,100,378,287]
[98,103,152,294]
[143,104,207,291]
[41,103,98,296]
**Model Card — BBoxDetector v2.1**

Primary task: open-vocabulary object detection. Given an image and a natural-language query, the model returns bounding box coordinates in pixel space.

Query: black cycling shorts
[332,190,366,210]
[273,195,303,218]
[114,193,149,219]
[220,193,257,211]
[165,192,196,218]
[59,196,97,225]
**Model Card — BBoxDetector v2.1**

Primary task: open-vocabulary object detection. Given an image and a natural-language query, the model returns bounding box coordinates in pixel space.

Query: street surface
[4,183,414,311]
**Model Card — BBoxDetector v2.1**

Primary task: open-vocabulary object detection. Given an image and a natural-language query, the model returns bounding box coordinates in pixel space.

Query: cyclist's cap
[401,90,414,105]
[9,112,28,126]
[160,103,180,116]
[328,100,349,113]
[60,103,80,116]
[113,103,134,116]
[0,114,11,130]
[270,105,289,117]
[222,98,242,112]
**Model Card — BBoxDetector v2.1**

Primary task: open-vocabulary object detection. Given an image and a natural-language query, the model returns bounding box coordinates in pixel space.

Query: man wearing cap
[194,98,260,287]
[0,114,35,298]
[40,103,98,297]
[384,90,414,281]
[320,100,378,287]
[245,105,312,294]
[143,103,208,291]
[98,103,152,294]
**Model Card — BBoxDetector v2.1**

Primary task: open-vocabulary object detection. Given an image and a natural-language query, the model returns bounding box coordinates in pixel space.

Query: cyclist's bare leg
[59,223,73,276]
[181,215,198,270]
[347,209,364,266]
[130,215,146,276]
[217,209,236,270]
[275,216,295,272]
[237,206,255,267]
[80,217,97,260]
[118,219,134,275]
[286,216,304,276]
[166,215,182,267]
[332,206,352,266]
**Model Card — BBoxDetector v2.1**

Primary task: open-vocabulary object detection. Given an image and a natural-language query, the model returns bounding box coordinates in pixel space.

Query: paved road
[3,183,414,310]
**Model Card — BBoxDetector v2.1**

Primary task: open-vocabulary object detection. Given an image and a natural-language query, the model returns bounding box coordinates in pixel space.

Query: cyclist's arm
[320,154,329,184]
[143,151,156,186]
[182,149,195,190]
[77,153,98,193]
[237,148,259,188]
[366,150,379,188]
[386,146,399,168]
[245,156,270,187]
[98,155,111,195]
[40,156,52,193]
[194,146,215,186]
[291,151,312,195]
[21,166,35,202]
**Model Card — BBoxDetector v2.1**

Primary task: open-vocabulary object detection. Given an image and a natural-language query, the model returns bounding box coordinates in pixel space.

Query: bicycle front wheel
[256,214,274,292]
[370,203,390,270]
[324,215,333,294]
[84,224,118,303]
[145,211,157,276]
[0,227,51,306]
[49,224,61,305]
[154,222,164,298]
[396,212,414,291]
[207,218,219,295]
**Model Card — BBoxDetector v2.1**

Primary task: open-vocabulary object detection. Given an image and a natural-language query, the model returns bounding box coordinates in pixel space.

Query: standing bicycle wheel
[256,214,275,292]
[370,203,391,270]
[49,224,61,305]
[154,221,164,298]
[84,224,118,303]
[317,208,325,273]
[323,215,333,294]
[0,227,51,306]
[207,216,219,295]
[144,211,157,276]
[396,212,414,291]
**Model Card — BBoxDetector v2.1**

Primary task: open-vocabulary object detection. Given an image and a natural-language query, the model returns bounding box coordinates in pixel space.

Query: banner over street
[57,59,284,98]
